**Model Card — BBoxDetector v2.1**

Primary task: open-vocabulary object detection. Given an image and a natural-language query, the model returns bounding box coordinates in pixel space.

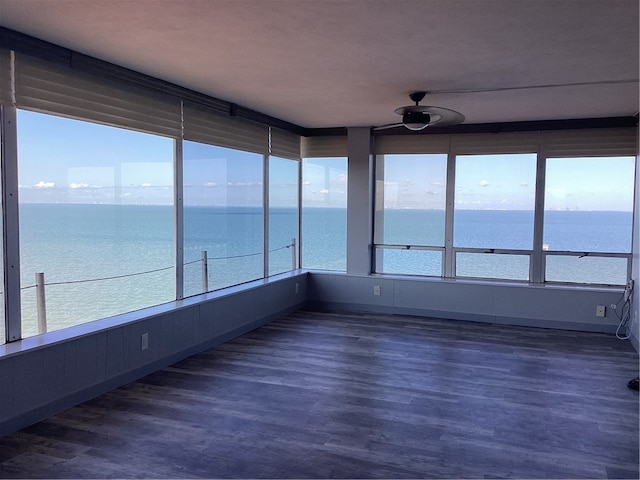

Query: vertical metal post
[201,250,208,293]
[297,157,303,269]
[35,272,47,334]
[1,104,22,342]
[263,152,270,278]
[174,135,184,300]
[291,238,297,270]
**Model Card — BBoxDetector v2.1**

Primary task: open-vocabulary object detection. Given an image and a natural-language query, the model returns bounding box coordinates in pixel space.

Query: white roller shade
[183,101,269,154]
[301,135,348,158]
[270,127,300,159]
[541,128,638,157]
[451,131,540,155]
[374,134,451,154]
[14,53,182,137]
[0,48,12,106]
[374,128,638,157]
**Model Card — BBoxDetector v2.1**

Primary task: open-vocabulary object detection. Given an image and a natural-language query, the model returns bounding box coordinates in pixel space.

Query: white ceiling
[0,0,638,129]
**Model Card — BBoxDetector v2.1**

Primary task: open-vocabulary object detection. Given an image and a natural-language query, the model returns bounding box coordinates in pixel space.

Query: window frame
[372,131,637,287]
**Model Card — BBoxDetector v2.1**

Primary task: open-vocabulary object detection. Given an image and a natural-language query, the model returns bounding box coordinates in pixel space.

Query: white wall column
[346,127,374,275]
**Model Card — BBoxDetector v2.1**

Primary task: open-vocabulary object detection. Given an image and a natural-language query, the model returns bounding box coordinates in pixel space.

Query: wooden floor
[0,310,638,479]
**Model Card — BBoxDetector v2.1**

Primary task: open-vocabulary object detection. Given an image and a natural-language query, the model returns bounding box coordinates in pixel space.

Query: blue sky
[383,153,635,211]
[15,109,636,211]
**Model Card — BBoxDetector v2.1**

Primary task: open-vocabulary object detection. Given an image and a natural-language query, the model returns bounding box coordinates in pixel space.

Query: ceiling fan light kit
[401,111,431,130]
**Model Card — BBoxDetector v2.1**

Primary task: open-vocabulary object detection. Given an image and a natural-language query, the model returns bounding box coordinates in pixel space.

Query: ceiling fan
[375,91,465,131]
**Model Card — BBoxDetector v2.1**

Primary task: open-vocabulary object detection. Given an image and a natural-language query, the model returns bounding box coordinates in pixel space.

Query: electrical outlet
[141,333,149,350]
[595,305,605,317]
[624,279,634,302]
[373,285,381,296]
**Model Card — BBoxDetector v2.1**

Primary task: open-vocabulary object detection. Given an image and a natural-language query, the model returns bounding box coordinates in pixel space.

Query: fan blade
[423,106,465,127]
[373,123,404,131]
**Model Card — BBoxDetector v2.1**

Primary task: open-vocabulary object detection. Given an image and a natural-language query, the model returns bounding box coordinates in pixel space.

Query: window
[454,154,537,280]
[374,154,447,276]
[543,156,635,285]
[183,141,264,296]
[17,110,175,338]
[0,112,4,345]
[301,157,347,271]
[268,156,299,276]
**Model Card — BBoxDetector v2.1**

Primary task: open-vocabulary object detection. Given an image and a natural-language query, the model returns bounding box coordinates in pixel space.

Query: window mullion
[1,105,22,342]
[174,137,184,300]
[531,149,546,284]
[444,151,456,278]
[263,153,269,279]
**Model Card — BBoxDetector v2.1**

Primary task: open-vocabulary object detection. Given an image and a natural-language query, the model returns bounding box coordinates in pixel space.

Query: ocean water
[11,204,633,338]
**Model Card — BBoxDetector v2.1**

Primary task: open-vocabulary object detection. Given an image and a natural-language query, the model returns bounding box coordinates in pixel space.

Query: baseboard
[306,301,619,334]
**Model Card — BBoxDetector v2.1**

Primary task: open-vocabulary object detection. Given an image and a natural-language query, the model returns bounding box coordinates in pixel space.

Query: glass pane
[456,253,530,281]
[375,248,442,276]
[17,110,174,338]
[544,157,635,253]
[301,157,347,270]
[375,154,447,246]
[454,154,536,249]
[183,141,264,296]
[545,255,628,285]
[269,157,299,276]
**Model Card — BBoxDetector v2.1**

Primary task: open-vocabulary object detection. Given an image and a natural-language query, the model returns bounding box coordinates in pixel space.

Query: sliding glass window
[17,109,175,338]
[453,154,536,281]
[543,156,635,285]
[183,141,264,297]
[301,157,347,271]
[374,154,447,276]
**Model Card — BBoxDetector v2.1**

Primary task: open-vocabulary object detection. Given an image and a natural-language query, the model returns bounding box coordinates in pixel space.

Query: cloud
[204,182,218,187]
[303,181,311,185]
[69,182,89,189]
[320,189,329,194]
[34,181,55,188]
[480,180,490,187]
[141,183,152,187]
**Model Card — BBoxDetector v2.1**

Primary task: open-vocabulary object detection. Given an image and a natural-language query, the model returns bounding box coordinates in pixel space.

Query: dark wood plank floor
[1,310,638,479]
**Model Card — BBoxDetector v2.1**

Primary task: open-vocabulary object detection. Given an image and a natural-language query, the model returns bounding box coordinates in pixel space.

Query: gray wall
[308,272,627,333]
[0,273,307,436]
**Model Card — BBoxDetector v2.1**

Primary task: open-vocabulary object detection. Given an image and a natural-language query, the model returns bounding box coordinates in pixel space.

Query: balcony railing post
[291,238,297,270]
[35,272,47,334]
[201,250,209,292]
